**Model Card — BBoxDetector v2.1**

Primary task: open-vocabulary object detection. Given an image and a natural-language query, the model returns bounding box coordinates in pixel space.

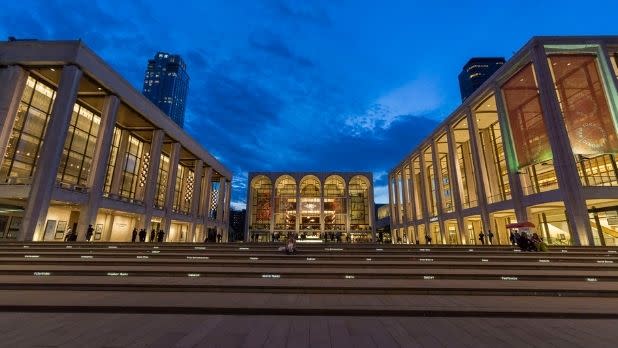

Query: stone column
[141,130,164,239]
[320,178,325,238]
[388,175,396,230]
[20,65,82,241]
[201,167,213,237]
[189,160,204,242]
[393,171,401,231]
[532,44,593,245]
[223,179,231,242]
[446,125,467,244]
[296,175,301,236]
[163,143,181,239]
[466,108,492,235]
[0,65,29,162]
[418,152,431,242]
[109,129,130,197]
[431,140,447,244]
[269,175,276,241]
[407,157,419,242]
[345,175,351,239]
[216,177,226,223]
[368,175,376,242]
[493,85,527,224]
[77,95,120,240]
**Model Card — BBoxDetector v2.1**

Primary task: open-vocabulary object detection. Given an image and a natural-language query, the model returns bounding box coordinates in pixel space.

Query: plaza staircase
[0,241,617,318]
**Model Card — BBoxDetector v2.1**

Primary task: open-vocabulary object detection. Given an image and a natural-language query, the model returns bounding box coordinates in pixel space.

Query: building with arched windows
[246,172,375,243]
[389,36,618,247]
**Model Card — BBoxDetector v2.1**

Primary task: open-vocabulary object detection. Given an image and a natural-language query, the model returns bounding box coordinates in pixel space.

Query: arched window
[250,176,272,230]
[300,175,321,230]
[349,175,370,230]
[324,175,346,231]
[274,175,296,230]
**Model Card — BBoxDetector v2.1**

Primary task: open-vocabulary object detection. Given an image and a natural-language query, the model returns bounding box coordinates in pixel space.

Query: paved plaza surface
[1,312,618,347]
[1,242,618,347]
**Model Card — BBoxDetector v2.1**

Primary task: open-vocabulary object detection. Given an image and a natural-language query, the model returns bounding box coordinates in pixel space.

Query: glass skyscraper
[142,52,189,127]
[458,57,505,101]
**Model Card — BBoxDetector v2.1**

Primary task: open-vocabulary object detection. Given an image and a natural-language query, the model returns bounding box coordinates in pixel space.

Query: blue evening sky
[2,0,617,208]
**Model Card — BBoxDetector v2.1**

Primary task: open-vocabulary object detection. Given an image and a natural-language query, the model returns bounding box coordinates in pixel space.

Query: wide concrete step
[0,264,614,282]
[0,290,616,318]
[0,275,615,297]
[2,257,617,271]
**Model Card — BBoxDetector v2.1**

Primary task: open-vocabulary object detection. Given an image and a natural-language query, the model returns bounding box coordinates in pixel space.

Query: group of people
[510,230,548,252]
[131,228,166,243]
[478,230,495,245]
[64,224,94,242]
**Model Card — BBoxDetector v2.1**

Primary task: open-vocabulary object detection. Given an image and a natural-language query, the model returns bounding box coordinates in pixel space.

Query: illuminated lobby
[389,36,618,246]
[0,40,232,242]
[246,172,375,243]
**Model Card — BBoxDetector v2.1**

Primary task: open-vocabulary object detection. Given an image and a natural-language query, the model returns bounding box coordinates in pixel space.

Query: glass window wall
[501,63,558,195]
[453,117,478,208]
[274,175,296,230]
[155,154,169,209]
[436,134,454,212]
[250,176,272,231]
[548,54,618,187]
[403,164,413,221]
[300,176,321,231]
[324,175,346,231]
[119,135,144,200]
[412,157,424,218]
[1,76,56,182]
[474,96,511,203]
[349,175,370,231]
[56,104,100,187]
[103,127,121,194]
[423,147,438,216]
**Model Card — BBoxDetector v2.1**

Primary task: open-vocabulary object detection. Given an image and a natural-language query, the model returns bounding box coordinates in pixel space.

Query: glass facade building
[142,52,189,128]
[389,36,618,247]
[246,172,375,243]
[0,40,230,242]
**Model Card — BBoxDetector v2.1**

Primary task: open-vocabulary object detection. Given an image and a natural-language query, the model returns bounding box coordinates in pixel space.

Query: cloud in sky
[2,0,618,209]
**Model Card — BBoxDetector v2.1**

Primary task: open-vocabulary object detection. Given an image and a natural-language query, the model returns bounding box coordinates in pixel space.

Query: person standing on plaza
[131,228,138,242]
[479,232,485,245]
[86,225,94,241]
[487,230,494,245]
[150,229,156,242]
[157,229,165,242]
[425,234,432,245]
[217,232,222,243]
[138,228,146,242]
[64,227,73,242]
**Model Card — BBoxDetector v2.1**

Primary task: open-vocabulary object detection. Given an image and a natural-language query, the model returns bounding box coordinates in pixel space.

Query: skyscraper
[142,52,189,127]
[458,57,505,101]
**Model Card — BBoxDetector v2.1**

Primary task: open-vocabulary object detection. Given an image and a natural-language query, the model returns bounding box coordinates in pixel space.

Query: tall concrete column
[532,44,593,245]
[407,158,419,242]
[20,65,82,241]
[446,125,467,244]
[295,176,301,236]
[0,65,29,162]
[493,85,527,224]
[142,130,164,238]
[399,167,410,224]
[269,175,275,241]
[109,129,130,196]
[216,177,226,223]
[466,108,492,235]
[418,152,431,242]
[189,160,204,242]
[201,167,213,237]
[320,179,325,237]
[388,175,396,230]
[163,142,181,238]
[431,141,447,244]
[345,176,351,240]
[393,171,401,230]
[368,175,376,242]
[223,179,231,242]
[77,95,120,240]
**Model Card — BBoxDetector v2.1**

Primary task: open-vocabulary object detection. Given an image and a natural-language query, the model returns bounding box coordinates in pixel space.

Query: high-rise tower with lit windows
[142,52,189,127]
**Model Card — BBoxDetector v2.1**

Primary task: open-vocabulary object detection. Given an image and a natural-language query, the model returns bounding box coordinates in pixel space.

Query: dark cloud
[269,0,332,26]
[249,32,314,68]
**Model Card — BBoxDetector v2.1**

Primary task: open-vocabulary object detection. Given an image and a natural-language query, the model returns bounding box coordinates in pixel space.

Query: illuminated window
[324,175,346,231]
[103,127,121,194]
[250,176,272,230]
[349,175,370,230]
[56,104,101,187]
[274,175,296,230]
[119,135,144,200]
[1,76,56,182]
[155,154,169,209]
